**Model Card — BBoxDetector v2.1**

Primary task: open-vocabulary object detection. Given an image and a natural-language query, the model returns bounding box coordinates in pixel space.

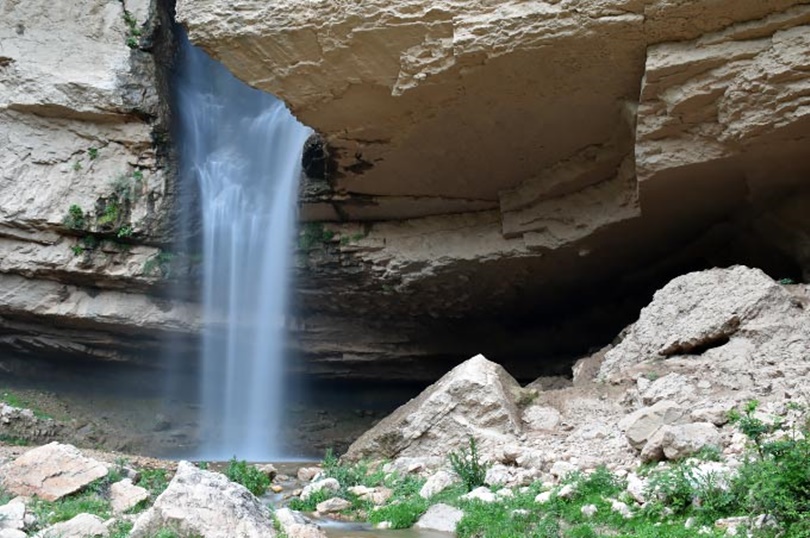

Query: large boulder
[600,266,810,385]
[34,514,108,538]
[0,443,108,501]
[344,354,526,461]
[129,461,276,538]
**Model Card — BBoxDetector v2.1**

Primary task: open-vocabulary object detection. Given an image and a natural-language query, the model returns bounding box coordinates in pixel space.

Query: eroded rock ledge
[2,0,810,380]
[178,0,810,330]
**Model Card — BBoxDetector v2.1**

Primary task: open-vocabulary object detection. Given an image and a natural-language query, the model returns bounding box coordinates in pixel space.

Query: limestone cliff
[0,0,199,363]
[2,0,810,380]
[176,0,810,378]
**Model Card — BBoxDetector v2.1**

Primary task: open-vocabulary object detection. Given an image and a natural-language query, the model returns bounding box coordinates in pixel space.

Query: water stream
[174,33,311,460]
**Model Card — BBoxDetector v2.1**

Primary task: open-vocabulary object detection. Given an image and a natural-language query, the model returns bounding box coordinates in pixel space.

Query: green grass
[138,468,170,497]
[0,434,30,446]
[29,489,111,528]
[225,458,270,496]
[0,390,52,419]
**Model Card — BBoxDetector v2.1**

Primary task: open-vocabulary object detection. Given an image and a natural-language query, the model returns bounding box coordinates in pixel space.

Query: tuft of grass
[225,458,270,497]
[108,520,133,538]
[0,391,52,419]
[29,489,111,528]
[287,487,332,512]
[138,468,170,497]
[0,434,29,446]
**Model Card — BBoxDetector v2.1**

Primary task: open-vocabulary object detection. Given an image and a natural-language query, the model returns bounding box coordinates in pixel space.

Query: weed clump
[449,437,490,492]
[224,458,270,497]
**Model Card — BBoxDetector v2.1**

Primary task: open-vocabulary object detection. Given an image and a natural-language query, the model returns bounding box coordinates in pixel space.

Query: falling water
[174,33,311,460]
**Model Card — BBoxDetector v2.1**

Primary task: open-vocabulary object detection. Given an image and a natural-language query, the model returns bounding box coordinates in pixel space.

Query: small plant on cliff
[448,436,490,492]
[143,250,174,278]
[97,199,120,227]
[87,147,99,160]
[225,458,270,497]
[298,222,335,251]
[122,10,142,49]
[62,204,86,230]
[116,224,133,239]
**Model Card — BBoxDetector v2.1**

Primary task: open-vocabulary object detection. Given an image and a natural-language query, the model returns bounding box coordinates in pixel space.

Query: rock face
[600,266,810,384]
[344,354,526,460]
[170,0,810,380]
[3,0,810,384]
[130,461,276,538]
[0,442,109,501]
[0,0,200,366]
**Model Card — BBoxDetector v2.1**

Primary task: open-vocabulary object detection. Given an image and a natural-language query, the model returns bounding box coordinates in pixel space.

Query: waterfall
[174,33,311,460]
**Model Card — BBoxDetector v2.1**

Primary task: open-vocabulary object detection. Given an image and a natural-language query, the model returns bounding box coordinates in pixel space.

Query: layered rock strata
[2,0,810,379]
[0,0,200,363]
[176,0,810,379]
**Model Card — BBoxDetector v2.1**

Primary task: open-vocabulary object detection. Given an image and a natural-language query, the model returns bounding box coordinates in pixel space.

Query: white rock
[347,485,392,505]
[557,484,576,500]
[315,497,351,514]
[461,486,497,503]
[0,530,27,538]
[611,500,632,518]
[0,443,108,501]
[300,478,340,501]
[661,423,722,461]
[641,374,695,406]
[35,513,108,538]
[522,405,562,431]
[344,355,525,461]
[296,467,321,482]
[620,400,684,450]
[581,504,598,518]
[626,473,646,504]
[0,501,25,530]
[110,479,149,514]
[129,461,276,538]
[550,461,577,480]
[413,504,464,533]
[535,491,552,504]
[419,470,456,499]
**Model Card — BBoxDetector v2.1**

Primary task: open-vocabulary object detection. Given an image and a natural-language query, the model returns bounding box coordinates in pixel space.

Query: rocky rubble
[1,265,809,536]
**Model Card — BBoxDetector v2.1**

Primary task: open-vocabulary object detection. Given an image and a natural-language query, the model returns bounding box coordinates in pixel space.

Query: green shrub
[299,222,335,251]
[287,487,331,512]
[88,147,99,160]
[448,437,490,492]
[368,497,429,529]
[63,204,86,230]
[97,200,120,227]
[116,225,133,239]
[225,458,270,496]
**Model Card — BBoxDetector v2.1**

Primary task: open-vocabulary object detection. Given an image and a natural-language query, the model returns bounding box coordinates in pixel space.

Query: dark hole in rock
[301,133,337,181]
